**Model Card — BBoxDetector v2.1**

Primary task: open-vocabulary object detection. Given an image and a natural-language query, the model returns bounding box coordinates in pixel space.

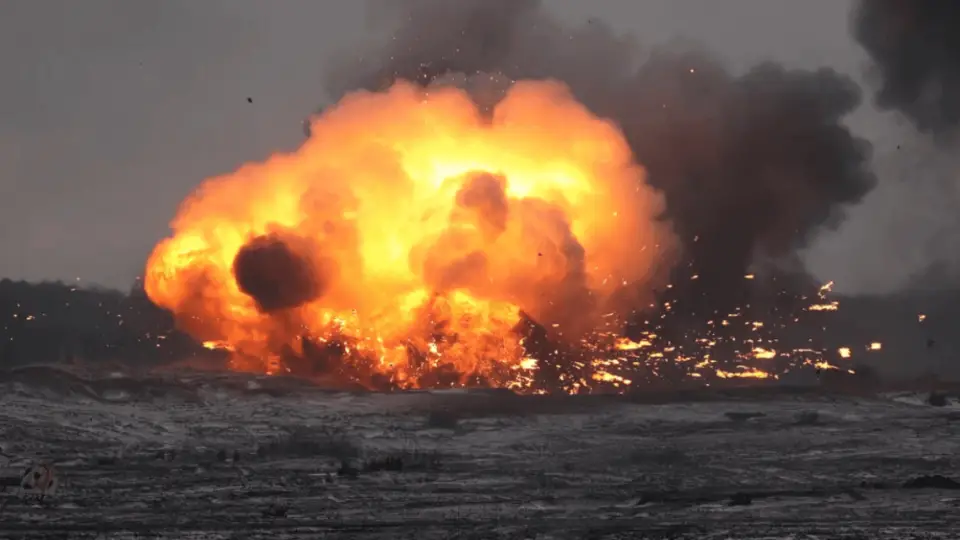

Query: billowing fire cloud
[145,80,674,389]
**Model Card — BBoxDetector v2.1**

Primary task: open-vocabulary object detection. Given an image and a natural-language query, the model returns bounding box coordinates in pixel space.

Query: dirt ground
[0,370,958,538]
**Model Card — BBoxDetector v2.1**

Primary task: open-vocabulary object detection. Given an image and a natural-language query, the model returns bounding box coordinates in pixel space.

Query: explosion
[145,80,674,390]
[145,0,893,392]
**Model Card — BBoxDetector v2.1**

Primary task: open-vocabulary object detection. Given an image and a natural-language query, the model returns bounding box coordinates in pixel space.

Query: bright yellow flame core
[144,80,671,387]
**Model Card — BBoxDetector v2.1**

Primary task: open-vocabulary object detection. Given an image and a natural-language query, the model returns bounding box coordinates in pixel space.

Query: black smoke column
[853,0,960,135]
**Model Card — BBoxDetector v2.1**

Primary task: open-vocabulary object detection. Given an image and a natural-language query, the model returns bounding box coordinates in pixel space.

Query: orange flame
[716,367,774,379]
[144,80,673,389]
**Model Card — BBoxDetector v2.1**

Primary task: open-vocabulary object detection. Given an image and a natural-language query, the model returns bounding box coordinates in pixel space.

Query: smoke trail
[325,0,876,316]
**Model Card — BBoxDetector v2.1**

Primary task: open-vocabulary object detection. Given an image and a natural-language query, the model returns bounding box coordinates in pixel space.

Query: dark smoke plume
[232,233,334,313]
[325,0,876,317]
[853,0,960,135]
[852,0,960,292]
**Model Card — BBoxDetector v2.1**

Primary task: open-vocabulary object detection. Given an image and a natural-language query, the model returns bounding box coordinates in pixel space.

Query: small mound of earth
[903,475,960,490]
[0,365,314,403]
[0,366,204,403]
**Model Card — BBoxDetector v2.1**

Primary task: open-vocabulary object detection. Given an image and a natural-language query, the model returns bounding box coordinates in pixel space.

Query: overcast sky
[0,0,950,294]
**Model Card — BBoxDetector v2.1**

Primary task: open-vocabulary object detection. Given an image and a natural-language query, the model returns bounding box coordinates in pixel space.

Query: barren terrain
[1,368,958,539]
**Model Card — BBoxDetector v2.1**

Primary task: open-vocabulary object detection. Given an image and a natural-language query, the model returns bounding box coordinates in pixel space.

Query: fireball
[144,79,674,389]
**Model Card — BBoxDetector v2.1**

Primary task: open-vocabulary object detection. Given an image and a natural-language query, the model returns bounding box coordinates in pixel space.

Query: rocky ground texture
[0,367,959,539]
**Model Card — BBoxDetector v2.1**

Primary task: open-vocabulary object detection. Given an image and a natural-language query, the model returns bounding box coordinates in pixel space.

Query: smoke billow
[232,232,335,313]
[325,0,877,316]
[848,0,960,293]
[853,0,960,135]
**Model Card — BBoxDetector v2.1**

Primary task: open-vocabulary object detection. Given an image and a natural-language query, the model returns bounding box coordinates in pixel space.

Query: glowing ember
[751,347,777,360]
[806,359,840,371]
[202,340,235,352]
[716,367,774,379]
[614,337,651,351]
[807,281,839,311]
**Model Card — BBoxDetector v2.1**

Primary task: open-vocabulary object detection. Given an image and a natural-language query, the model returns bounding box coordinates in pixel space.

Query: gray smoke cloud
[853,0,960,136]
[323,0,876,317]
[847,0,960,292]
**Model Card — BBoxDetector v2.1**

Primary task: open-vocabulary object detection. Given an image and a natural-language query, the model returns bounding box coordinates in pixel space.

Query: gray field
[0,369,958,539]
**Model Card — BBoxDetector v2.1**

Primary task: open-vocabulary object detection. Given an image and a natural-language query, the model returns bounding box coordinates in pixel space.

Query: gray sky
[0,0,946,294]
